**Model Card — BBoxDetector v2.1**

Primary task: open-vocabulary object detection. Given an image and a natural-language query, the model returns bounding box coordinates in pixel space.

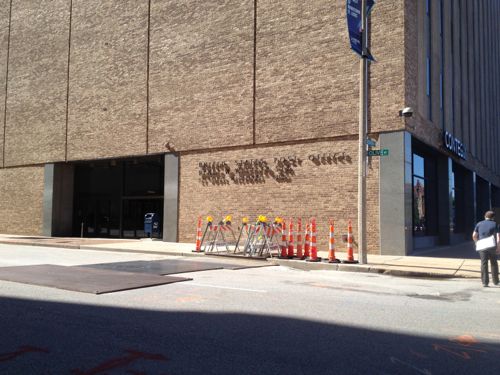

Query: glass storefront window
[449,159,455,233]
[413,177,426,235]
[413,154,426,236]
[413,153,425,178]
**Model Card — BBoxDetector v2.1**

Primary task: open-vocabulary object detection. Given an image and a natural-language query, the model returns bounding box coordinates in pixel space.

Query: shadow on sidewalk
[412,241,478,259]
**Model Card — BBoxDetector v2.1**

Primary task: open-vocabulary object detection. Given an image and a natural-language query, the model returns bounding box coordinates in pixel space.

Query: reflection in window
[413,154,426,236]
[413,154,425,178]
[413,177,426,235]
[449,159,455,233]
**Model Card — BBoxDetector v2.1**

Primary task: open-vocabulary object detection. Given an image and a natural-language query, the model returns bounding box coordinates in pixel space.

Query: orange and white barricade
[304,222,311,258]
[327,220,340,263]
[242,216,280,258]
[279,219,288,258]
[296,218,304,259]
[205,215,236,253]
[287,218,295,258]
[234,217,250,253]
[342,219,358,264]
[194,216,203,252]
[307,218,320,262]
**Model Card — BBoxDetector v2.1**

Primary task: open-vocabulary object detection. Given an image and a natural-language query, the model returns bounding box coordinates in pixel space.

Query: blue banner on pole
[346,0,375,60]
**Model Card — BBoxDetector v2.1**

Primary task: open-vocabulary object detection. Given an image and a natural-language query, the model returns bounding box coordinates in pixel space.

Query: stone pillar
[476,176,490,219]
[43,163,74,237]
[379,131,413,255]
[42,165,55,236]
[463,169,475,236]
[436,156,450,245]
[491,185,500,208]
[163,153,179,242]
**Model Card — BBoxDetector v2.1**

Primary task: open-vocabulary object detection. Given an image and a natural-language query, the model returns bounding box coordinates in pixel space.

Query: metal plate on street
[0,264,190,294]
[82,258,275,275]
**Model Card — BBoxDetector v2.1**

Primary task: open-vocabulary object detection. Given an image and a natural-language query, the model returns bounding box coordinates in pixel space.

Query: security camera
[164,142,176,153]
[399,107,414,117]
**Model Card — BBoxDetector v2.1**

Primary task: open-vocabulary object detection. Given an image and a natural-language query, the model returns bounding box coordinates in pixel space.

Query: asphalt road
[0,244,499,375]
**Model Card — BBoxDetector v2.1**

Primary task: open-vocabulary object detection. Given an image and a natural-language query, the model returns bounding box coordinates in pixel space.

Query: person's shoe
[483,284,489,287]
[493,282,499,286]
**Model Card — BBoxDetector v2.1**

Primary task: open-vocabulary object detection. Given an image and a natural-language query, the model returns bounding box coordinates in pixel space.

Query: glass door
[122,198,163,238]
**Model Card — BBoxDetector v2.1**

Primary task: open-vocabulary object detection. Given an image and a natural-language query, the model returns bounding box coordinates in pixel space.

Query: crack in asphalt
[290,280,474,302]
[406,292,472,302]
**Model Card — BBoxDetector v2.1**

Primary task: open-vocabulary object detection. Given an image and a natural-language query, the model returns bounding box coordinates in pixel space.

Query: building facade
[0,0,499,256]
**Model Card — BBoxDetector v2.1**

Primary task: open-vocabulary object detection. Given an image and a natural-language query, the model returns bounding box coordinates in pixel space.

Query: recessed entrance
[72,156,164,239]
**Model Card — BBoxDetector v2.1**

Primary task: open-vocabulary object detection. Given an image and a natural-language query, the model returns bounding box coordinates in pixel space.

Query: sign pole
[358,0,368,264]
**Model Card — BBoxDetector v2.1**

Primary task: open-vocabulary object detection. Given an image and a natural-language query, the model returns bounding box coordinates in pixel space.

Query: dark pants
[478,248,499,286]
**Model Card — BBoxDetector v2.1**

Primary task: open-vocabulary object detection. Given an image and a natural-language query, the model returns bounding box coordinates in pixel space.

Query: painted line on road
[185,282,267,293]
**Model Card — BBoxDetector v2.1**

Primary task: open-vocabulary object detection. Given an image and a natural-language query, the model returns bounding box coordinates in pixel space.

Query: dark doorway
[122,198,163,238]
[73,156,164,238]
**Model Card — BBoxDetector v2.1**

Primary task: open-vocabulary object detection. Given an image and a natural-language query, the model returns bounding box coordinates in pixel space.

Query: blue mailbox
[144,213,160,238]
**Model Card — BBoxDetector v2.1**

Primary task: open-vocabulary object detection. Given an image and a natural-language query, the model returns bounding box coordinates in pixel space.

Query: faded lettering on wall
[198,153,353,186]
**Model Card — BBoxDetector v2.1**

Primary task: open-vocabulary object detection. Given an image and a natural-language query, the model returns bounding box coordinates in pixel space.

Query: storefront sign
[443,131,466,160]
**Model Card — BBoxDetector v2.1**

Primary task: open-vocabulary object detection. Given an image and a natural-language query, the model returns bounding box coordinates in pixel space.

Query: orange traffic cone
[307,218,320,262]
[279,220,288,258]
[327,220,340,263]
[342,219,358,264]
[194,216,203,252]
[287,218,295,258]
[296,218,304,259]
[304,222,310,258]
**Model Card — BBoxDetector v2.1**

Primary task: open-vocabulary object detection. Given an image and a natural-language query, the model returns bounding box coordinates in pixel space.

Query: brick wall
[256,1,360,142]
[4,0,69,167]
[0,165,44,235]
[0,0,408,164]
[179,139,380,254]
[67,0,148,161]
[148,0,254,153]
[367,0,406,134]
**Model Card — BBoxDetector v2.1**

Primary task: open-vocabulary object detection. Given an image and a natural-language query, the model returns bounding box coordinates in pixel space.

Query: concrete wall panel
[67,0,148,161]
[0,165,44,235]
[4,0,69,166]
[148,0,254,153]
[0,0,10,168]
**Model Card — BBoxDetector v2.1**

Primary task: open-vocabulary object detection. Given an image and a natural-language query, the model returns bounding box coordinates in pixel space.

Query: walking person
[472,211,500,287]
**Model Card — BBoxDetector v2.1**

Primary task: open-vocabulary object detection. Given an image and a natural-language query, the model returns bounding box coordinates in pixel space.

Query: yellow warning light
[224,215,232,223]
[242,217,249,224]
[274,217,283,224]
[258,215,267,223]
[206,216,214,223]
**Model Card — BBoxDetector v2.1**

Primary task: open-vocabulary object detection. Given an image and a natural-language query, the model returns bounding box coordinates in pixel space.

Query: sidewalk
[0,234,484,279]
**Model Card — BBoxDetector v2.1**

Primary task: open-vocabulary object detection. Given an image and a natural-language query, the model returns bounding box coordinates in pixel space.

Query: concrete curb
[0,240,82,249]
[0,238,477,279]
[0,240,207,258]
[78,245,207,258]
[268,258,459,279]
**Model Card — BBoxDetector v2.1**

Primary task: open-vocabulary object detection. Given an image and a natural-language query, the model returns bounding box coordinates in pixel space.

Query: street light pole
[358,0,368,264]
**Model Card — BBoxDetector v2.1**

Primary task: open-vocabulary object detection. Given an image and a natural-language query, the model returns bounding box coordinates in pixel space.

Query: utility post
[357,0,368,265]
[347,0,373,264]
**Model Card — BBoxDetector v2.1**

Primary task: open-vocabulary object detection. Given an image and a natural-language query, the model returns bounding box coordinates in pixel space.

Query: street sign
[346,0,375,60]
[366,138,376,147]
[367,149,389,157]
